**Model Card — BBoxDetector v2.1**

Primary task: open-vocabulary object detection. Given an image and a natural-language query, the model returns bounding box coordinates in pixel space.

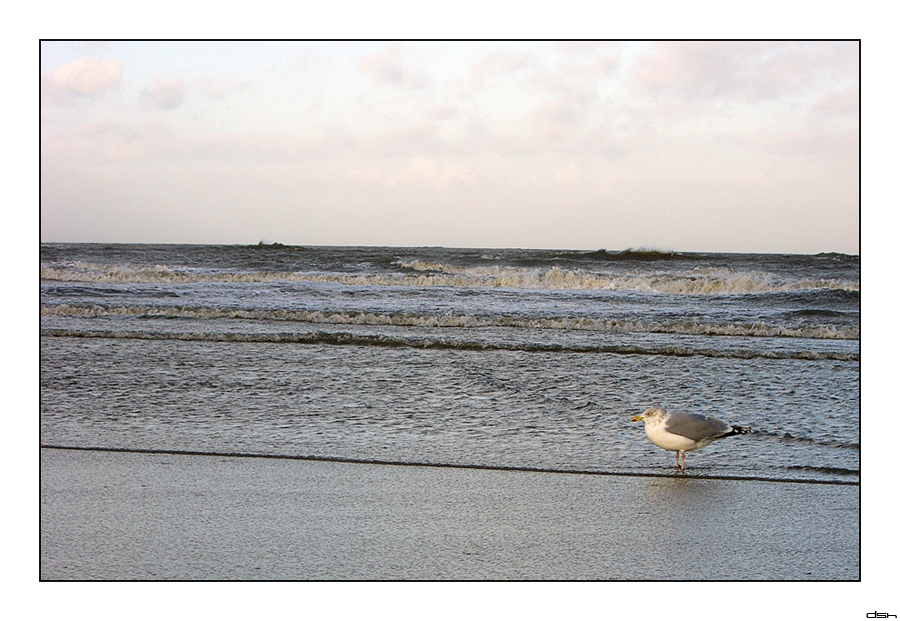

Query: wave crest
[40,327,860,361]
[42,303,860,340]
[43,259,858,296]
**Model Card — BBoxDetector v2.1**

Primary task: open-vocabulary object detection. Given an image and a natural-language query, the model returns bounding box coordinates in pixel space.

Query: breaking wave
[41,261,859,295]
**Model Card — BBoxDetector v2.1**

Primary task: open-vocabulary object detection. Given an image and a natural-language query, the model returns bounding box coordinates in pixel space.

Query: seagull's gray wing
[662,412,732,442]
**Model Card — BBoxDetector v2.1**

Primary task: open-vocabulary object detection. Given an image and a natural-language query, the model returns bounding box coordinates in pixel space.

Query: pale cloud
[41,119,166,164]
[531,44,621,100]
[460,47,533,94]
[41,57,122,103]
[41,118,340,165]
[357,124,447,159]
[426,104,457,121]
[358,43,428,88]
[197,75,250,100]
[457,118,530,158]
[748,124,859,161]
[554,163,582,184]
[528,97,586,146]
[452,44,625,158]
[140,75,186,110]
[631,41,766,100]
[810,85,859,120]
[353,156,477,188]
[631,41,858,103]
[752,42,859,99]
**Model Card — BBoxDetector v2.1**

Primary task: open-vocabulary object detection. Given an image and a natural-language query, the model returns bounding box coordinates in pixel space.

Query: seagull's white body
[631,406,750,470]
[643,416,714,452]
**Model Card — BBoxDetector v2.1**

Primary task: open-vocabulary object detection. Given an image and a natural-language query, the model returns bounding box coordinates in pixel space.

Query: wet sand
[40,447,859,580]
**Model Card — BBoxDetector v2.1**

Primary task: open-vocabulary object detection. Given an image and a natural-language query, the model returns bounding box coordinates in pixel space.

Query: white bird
[631,406,751,471]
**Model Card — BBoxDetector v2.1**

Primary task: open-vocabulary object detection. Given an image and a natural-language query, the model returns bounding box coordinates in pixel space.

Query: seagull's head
[631,406,666,423]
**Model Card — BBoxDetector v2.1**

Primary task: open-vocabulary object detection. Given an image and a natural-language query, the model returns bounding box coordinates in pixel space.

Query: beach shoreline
[40,447,859,581]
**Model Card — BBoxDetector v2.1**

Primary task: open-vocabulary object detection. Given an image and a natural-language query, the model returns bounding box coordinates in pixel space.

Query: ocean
[39,243,860,484]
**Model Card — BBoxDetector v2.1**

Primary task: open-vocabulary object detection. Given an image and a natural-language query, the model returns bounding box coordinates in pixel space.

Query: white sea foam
[42,261,859,295]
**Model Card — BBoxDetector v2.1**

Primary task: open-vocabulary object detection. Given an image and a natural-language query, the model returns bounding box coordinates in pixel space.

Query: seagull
[631,406,751,471]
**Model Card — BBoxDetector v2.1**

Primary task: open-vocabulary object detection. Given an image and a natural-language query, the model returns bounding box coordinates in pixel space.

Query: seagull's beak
[631,415,643,422]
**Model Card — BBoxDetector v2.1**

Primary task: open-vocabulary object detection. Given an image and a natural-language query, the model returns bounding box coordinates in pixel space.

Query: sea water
[40,244,859,483]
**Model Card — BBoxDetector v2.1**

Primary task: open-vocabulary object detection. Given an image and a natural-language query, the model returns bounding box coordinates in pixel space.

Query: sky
[40,40,860,253]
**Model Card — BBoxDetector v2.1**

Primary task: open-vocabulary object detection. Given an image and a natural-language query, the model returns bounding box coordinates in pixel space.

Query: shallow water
[40,244,859,483]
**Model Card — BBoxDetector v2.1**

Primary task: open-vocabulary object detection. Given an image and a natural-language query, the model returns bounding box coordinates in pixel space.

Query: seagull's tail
[725,425,752,437]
